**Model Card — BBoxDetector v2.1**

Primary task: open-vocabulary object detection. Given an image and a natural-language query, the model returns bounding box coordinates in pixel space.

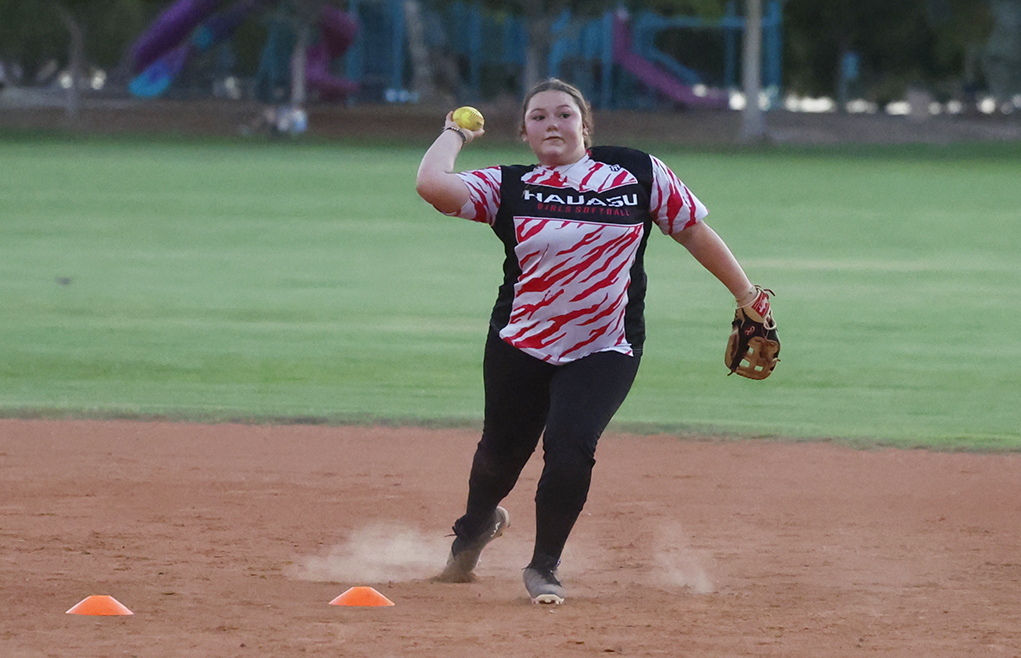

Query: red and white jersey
[448,148,708,365]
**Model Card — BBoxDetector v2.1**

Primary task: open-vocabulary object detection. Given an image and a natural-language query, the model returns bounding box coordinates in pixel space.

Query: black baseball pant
[452,327,641,570]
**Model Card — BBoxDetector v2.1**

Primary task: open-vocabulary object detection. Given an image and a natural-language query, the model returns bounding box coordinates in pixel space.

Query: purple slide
[192,0,263,50]
[129,0,261,98]
[131,0,224,74]
[129,0,357,101]
[306,6,359,100]
[319,5,358,58]
[129,43,192,97]
[612,12,728,110]
[306,43,359,100]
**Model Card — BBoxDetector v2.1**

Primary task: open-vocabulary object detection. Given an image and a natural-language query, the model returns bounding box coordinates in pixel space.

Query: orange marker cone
[329,586,395,607]
[66,595,134,616]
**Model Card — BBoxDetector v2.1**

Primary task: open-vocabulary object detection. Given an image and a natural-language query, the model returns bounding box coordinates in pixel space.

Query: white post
[54,3,84,123]
[290,21,309,107]
[740,0,765,143]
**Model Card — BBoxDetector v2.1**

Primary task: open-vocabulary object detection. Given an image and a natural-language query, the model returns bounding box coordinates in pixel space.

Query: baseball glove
[725,286,780,380]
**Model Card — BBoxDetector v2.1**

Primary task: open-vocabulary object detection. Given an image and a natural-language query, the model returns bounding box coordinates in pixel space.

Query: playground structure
[129,0,359,104]
[357,0,783,109]
[128,0,782,112]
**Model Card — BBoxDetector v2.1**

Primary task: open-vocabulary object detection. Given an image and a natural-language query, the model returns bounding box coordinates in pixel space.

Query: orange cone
[329,586,394,607]
[66,595,134,616]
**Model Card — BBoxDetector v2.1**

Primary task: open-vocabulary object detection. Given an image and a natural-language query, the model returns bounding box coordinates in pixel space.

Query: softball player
[416,78,762,604]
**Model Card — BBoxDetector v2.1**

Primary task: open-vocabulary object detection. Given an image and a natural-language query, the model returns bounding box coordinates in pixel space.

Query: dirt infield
[2,419,1019,657]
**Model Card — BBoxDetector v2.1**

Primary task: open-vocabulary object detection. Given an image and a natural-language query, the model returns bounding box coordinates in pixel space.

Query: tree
[0,0,163,82]
[783,0,993,105]
[472,0,610,92]
[984,0,1021,101]
[0,0,142,119]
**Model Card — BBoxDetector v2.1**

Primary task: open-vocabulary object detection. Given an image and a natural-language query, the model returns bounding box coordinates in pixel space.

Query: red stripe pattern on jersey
[649,155,704,234]
[500,216,645,364]
[462,168,502,224]
[522,160,638,192]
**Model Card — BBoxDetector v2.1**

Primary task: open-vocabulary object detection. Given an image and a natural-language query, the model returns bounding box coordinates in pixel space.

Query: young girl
[416,78,771,604]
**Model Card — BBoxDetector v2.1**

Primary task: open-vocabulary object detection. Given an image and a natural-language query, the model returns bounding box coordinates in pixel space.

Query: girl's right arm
[415,113,484,214]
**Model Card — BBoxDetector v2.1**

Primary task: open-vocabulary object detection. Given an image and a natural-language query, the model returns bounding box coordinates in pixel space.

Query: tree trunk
[403,0,441,105]
[522,0,554,94]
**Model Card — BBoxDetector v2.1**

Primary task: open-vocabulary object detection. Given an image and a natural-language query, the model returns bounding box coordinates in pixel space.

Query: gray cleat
[523,565,566,604]
[436,506,510,582]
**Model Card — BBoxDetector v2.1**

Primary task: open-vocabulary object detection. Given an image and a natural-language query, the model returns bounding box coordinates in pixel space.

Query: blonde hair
[519,78,594,147]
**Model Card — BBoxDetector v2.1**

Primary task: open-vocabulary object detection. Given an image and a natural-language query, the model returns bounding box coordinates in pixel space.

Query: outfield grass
[1,137,1019,449]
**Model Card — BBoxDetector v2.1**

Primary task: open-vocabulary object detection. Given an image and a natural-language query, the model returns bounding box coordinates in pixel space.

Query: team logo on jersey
[522,189,639,208]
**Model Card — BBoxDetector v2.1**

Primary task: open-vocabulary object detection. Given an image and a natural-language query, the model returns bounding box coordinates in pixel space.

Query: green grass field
[2,136,1019,449]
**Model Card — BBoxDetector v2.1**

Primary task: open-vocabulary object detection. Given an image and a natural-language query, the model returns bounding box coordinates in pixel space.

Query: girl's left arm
[672,221,756,302]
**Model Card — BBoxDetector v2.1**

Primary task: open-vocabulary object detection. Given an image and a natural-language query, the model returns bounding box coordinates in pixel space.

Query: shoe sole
[530,593,565,605]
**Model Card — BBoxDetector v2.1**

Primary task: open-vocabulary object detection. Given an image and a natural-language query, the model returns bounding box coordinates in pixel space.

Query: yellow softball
[452,106,484,131]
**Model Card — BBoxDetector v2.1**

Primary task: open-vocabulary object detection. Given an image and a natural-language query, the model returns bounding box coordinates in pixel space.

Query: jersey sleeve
[648,155,709,235]
[444,166,503,225]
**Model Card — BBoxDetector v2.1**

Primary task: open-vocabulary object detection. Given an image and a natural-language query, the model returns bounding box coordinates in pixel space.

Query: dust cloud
[290,522,450,583]
[651,522,716,594]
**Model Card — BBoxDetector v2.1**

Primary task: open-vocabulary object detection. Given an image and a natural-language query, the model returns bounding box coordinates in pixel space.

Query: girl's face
[522,90,589,167]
